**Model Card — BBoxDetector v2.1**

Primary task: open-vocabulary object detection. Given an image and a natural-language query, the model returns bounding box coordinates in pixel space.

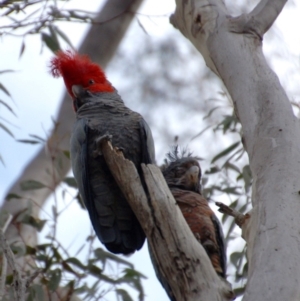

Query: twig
[0,214,27,301]
[0,214,12,299]
[215,202,250,227]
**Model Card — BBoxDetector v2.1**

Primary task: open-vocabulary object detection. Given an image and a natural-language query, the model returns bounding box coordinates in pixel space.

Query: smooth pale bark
[100,141,233,301]
[171,0,300,300]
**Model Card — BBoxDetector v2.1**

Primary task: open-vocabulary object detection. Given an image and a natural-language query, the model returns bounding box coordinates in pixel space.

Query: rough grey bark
[171,0,300,300]
[0,0,144,297]
[100,141,233,301]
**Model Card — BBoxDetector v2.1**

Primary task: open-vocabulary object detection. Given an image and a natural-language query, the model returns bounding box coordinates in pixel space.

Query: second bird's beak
[185,165,201,193]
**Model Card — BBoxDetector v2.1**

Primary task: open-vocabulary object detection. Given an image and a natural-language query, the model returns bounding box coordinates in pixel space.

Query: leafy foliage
[0,189,146,301]
[0,0,100,54]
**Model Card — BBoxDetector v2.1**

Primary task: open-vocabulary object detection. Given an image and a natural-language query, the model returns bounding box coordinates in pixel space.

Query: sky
[1,0,300,300]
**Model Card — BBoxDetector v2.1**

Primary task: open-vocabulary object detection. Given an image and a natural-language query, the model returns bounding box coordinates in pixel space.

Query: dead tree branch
[100,140,233,301]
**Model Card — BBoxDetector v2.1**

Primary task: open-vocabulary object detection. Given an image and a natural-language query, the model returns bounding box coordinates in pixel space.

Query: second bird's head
[50,50,114,111]
[162,146,202,194]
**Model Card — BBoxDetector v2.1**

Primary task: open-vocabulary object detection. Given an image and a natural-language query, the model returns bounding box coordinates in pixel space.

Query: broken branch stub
[100,140,233,301]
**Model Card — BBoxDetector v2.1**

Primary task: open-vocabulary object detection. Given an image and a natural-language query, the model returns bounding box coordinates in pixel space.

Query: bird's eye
[89,79,95,85]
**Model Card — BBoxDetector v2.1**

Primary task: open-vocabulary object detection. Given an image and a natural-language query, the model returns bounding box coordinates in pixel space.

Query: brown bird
[162,147,226,278]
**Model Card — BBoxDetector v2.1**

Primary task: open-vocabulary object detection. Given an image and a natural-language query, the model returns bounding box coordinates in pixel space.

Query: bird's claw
[93,133,113,157]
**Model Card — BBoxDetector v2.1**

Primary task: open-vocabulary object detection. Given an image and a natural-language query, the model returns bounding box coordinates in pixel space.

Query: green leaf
[19,41,26,59]
[122,268,146,279]
[22,216,47,232]
[0,99,16,116]
[36,243,52,252]
[26,245,37,255]
[65,257,86,270]
[75,192,85,209]
[52,247,62,261]
[87,264,103,277]
[48,269,62,291]
[205,166,220,174]
[203,106,220,120]
[10,244,26,257]
[0,70,14,75]
[17,139,40,144]
[221,187,241,196]
[29,134,45,142]
[233,286,246,297]
[230,251,243,268]
[20,180,46,191]
[94,248,134,268]
[211,141,240,163]
[27,284,45,301]
[0,82,11,97]
[62,261,82,276]
[118,269,145,301]
[53,26,75,49]
[191,125,212,140]
[6,193,21,200]
[222,161,240,174]
[215,114,239,133]
[63,177,77,188]
[0,122,14,138]
[41,31,60,53]
[116,289,133,301]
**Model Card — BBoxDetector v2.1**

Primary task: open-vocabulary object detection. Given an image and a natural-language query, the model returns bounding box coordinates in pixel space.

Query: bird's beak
[185,165,201,192]
[186,165,200,184]
[72,85,84,98]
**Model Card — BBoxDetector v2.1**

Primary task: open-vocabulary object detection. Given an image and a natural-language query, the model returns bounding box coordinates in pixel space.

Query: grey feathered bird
[50,50,155,254]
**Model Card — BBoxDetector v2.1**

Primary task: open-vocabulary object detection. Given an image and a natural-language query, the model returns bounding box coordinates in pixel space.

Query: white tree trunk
[171,0,300,300]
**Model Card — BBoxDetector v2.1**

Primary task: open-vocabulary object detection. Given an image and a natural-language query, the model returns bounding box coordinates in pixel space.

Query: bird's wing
[211,213,227,277]
[71,110,146,254]
[70,118,90,206]
[70,118,119,243]
[139,118,155,164]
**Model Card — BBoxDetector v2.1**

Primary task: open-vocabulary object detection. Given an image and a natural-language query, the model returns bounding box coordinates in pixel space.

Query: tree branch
[228,0,287,38]
[215,202,249,228]
[246,0,287,34]
[0,214,26,301]
[0,214,12,299]
[100,140,233,301]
